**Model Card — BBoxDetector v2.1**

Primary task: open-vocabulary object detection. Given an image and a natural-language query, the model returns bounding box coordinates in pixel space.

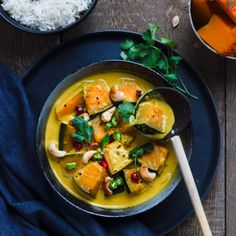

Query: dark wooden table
[0,0,232,235]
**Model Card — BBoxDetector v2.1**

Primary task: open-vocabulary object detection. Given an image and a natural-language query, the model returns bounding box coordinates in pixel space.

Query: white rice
[1,0,92,31]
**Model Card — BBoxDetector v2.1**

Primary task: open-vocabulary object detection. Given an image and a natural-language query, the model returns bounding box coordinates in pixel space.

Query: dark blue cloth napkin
[0,63,155,236]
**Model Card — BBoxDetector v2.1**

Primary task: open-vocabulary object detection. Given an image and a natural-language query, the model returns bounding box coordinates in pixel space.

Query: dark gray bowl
[0,0,98,34]
[37,60,193,217]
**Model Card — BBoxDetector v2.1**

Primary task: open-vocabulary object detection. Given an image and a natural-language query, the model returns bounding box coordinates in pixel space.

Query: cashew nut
[80,113,90,121]
[101,106,116,122]
[139,164,156,182]
[110,85,125,102]
[48,142,67,158]
[82,150,97,164]
[102,177,113,196]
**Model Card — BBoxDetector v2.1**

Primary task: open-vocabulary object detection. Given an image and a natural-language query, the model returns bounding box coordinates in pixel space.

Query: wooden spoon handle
[171,135,212,236]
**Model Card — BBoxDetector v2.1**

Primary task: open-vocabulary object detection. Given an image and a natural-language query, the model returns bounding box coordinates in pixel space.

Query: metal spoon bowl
[150,87,192,140]
[138,87,212,236]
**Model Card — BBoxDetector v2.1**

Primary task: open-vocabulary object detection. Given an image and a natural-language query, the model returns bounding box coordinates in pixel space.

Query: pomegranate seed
[90,142,99,150]
[136,90,143,97]
[100,160,108,169]
[74,142,83,151]
[75,106,84,115]
[131,172,140,183]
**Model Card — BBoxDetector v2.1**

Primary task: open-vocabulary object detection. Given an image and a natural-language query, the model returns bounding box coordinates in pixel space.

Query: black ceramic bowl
[37,60,193,217]
[0,0,98,34]
[189,0,236,60]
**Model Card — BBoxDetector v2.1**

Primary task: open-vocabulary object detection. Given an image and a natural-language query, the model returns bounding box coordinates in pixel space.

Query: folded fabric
[0,63,155,236]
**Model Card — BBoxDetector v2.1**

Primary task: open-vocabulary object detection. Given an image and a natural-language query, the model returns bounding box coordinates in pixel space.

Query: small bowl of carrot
[190,0,236,59]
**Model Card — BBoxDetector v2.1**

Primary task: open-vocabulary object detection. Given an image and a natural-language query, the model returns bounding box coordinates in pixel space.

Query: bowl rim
[0,0,98,35]
[189,0,236,60]
[36,59,193,217]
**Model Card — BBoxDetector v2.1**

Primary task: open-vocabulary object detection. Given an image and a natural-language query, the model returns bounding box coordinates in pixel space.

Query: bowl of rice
[0,0,98,34]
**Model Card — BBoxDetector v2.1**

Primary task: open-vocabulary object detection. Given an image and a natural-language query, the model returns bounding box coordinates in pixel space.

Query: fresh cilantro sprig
[117,102,135,123]
[120,23,198,99]
[71,117,94,144]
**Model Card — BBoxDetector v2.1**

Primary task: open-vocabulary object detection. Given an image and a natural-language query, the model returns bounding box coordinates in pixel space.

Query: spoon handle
[171,135,212,236]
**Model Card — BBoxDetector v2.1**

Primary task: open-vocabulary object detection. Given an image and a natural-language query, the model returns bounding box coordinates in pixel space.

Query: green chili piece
[105,122,112,130]
[93,152,103,161]
[109,180,118,190]
[97,148,105,155]
[66,162,77,170]
[111,117,118,127]
[115,176,124,186]
[113,132,121,141]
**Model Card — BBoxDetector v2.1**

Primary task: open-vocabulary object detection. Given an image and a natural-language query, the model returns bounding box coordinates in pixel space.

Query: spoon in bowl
[135,87,212,236]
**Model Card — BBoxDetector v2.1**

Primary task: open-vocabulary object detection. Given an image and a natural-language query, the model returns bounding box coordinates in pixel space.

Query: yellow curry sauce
[45,72,178,209]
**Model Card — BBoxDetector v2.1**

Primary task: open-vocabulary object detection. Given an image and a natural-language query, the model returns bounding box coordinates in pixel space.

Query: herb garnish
[71,116,94,143]
[129,143,154,159]
[66,162,77,170]
[120,23,198,99]
[129,143,154,172]
[117,102,135,123]
[134,157,138,171]
[100,134,110,149]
